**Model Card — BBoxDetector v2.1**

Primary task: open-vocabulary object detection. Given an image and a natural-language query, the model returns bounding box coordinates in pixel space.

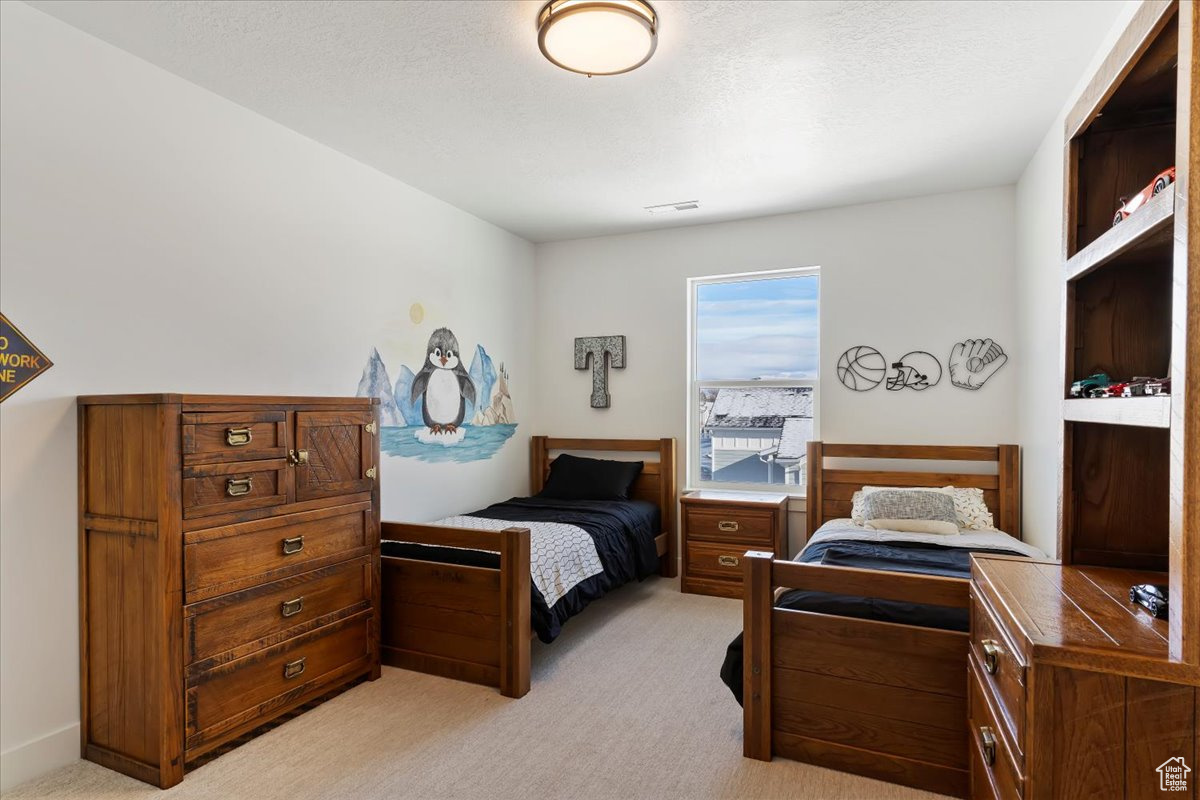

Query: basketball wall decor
[886,351,942,391]
[948,338,1008,390]
[836,345,887,391]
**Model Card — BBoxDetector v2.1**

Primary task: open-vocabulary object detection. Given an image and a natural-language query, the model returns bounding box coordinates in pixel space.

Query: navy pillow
[539,454,644,501]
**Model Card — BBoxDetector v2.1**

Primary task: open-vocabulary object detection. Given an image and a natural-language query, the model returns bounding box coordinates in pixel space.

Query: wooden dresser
[969,555,1198,800]
[680,490,787,598]
[77,394,381,788]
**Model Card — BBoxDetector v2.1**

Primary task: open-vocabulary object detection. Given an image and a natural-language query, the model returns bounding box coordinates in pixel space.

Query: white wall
[1013,1,1139,556]
[535,186,1020,554]
[0,3,534,789]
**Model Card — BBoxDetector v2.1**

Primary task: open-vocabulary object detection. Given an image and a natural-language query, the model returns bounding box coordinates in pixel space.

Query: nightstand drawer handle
[982,639,1002,674]
[717,555,740,567]
[281,536,305,555]
[226,477,252,497]
[281,597,304,617]
[283,657,306,680]
[225,427,253,447]
[979,726,997,766]
[718,520,739,532]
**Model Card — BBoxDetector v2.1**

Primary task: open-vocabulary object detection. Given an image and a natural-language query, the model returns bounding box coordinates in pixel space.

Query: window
[687,268,819,493]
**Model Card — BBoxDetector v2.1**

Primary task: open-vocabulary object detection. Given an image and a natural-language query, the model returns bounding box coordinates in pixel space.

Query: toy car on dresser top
[1113,166,1176,226]
[1070,372,1112,398]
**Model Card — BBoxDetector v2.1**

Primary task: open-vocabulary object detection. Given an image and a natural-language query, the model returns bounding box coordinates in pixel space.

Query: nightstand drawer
[685,540,765,582]
[684,508,775,545]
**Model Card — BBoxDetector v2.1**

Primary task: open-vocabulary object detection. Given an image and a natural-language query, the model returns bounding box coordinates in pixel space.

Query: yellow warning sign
[0,313,53,402]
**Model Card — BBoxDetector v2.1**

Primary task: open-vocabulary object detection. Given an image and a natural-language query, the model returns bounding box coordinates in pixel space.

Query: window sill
[682,487,807,512]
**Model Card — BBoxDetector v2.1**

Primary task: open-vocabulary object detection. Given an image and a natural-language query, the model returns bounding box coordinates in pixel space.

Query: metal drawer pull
[283,657,306,680]
[980,726,997,766]
[281,536,305,555]
[281,597,304,617]
[225,427,253,446]
[981,639,1002,674]
[226,477,253,497]
[718,520,740,532]
[717,555,740,567]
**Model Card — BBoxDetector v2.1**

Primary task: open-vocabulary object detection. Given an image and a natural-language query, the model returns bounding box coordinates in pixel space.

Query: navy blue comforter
[382,496,660,643]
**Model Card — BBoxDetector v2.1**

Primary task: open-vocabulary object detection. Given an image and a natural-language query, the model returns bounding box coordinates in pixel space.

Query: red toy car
[1102,377,1153,398]
[1113,167,1176,226]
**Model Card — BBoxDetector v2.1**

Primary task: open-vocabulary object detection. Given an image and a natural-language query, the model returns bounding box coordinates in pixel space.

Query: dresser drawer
[182,411,287,465]
[185,557,371,665]
[684,507,775,546]
[185,504,372,600]
[185,614,371,750]
[182,458,289,519]
[969,658,1023,800]
[970,587,1026,757]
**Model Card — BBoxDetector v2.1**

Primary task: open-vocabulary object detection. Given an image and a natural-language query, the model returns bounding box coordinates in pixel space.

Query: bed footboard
[743,552,971,798]
[380,522,531,698]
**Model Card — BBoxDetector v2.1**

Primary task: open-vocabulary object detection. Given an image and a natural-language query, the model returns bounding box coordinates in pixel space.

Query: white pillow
[850,485,995,531]
[941,486,995,531]
[864,518,961,535]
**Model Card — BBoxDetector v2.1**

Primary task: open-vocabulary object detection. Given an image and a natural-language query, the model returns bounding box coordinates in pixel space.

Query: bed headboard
[529,436,677,537]
[805,442,1021,540]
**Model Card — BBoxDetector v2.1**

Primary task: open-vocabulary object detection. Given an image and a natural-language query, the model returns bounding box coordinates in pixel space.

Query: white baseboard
[0,723,80,792]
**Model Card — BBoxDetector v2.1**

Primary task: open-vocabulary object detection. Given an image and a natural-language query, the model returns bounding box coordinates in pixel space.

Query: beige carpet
[5,577,944,800]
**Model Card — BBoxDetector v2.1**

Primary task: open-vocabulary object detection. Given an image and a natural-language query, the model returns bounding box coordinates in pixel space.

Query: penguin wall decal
[354,320,518,463]
[411,327,476,434]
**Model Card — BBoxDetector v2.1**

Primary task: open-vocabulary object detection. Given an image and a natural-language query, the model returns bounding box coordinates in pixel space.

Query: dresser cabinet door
[294,411,375,501]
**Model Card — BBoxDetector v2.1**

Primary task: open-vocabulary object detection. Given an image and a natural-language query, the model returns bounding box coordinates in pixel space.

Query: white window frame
[686,266,821,496]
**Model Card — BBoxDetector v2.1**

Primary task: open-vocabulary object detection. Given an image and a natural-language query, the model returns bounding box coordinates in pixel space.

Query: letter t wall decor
[574,336,626,408]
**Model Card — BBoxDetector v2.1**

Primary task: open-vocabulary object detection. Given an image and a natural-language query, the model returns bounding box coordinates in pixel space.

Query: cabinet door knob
[225,427,253,447]
[288,449,309,466]
[718,520,739,532]
[283,657,306,680]
[982,639,1002,674]
[979,726,997,766]
[225,477,252,497]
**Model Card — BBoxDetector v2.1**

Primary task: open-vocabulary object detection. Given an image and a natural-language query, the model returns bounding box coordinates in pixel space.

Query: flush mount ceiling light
[537,0,658,77]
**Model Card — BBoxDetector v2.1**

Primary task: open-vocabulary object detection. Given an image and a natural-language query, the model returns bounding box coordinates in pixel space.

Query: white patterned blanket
[431,516,604,608]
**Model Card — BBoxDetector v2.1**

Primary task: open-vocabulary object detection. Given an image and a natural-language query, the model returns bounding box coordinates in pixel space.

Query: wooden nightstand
[680,490,788,598]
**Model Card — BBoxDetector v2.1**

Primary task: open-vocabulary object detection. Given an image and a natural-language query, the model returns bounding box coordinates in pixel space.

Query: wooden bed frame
[380,436,676,699]
[742,441,1020,799]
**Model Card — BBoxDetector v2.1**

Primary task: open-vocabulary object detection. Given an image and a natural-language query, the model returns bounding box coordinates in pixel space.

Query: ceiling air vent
[644,200,700,214]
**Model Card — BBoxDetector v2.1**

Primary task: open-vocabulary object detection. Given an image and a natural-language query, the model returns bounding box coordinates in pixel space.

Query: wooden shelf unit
[1059,0,1198,673]
[1063,184,1173,282]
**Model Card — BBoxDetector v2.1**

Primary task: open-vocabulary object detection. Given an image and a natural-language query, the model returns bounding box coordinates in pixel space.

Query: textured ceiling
[28,0,1123,242]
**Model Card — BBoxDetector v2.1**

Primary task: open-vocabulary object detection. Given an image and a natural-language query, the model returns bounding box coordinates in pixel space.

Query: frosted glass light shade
[537,0,657,77]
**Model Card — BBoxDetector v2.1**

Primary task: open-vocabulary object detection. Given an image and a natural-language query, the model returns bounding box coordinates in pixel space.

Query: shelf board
[1065,187,1175,282]
[1063,396,1171,428]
